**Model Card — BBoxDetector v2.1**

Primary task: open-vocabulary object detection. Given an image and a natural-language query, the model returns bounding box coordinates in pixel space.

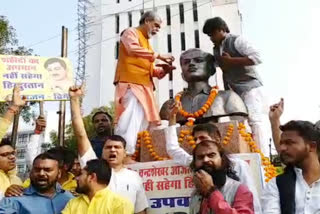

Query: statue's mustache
[188,67,198,72]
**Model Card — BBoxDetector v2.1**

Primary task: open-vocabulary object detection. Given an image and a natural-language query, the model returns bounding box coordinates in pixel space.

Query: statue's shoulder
[160,99,175,120]
[210,90,248,116]
[216,90,240,98]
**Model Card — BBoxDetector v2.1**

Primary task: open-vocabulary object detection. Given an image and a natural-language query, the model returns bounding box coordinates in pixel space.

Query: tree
[0,16,35,122]
[50,102,115,152]
[0,16,33,55]
[0,15,17,53]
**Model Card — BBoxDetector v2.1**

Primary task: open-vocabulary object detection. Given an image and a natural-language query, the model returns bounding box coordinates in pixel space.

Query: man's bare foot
[124,156,137,165]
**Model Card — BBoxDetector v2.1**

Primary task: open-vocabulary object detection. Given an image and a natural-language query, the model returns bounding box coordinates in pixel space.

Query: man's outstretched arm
[165,101,193,166]
[269,98,284,153]
[69,85,94,158]
[0,85,26,141]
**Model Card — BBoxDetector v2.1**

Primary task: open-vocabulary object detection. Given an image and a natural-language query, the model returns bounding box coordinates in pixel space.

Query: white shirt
[25,134,43,169]
[80,147,149,213]
[219,34,262,66]
[165,125,262,214]
[262,167,320,214]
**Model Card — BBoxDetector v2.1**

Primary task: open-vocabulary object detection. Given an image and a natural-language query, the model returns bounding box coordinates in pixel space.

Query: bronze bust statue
[160,48,248,124]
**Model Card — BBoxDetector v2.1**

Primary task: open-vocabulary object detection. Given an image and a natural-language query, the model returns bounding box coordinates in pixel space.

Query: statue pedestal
[139,120,250,162]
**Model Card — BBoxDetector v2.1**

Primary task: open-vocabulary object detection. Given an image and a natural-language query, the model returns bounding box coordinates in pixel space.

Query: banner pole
[169,62,173,99]
[39,101,44,117]
[10,110,20,148]
[57,26,68,147]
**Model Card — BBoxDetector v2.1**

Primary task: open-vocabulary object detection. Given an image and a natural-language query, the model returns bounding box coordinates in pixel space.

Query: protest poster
[128,160,193,214]
[0,55,74,101]
[129,153,263,214]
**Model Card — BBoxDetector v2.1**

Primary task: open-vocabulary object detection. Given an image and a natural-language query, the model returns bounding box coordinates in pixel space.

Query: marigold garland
[132,134,141,161]
[177,123,234,149]
[178,129,196,149]
[238,122,277,182]
[222,123,234,145]
[175,86,219,127]
[133,131,167,161]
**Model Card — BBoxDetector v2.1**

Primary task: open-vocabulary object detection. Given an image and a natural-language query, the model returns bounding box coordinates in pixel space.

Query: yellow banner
[0,55,74,101]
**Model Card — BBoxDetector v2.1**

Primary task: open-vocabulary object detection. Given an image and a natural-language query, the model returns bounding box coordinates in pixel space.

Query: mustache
[198,164,215,174]
[280,153,291,161]
[35,178,48,182]
[198,165,227,188]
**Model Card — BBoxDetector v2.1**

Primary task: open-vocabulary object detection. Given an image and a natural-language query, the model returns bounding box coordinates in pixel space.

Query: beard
[31,176,58,193]
[76,183,90,195]
[198,164,227,188]
[147,32,153,38]
[96,126,111,136]
[280,148,308,166]
[147,29,156,38]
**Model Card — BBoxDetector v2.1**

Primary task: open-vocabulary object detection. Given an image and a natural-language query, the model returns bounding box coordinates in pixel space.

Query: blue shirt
[90,137,108,158]
[0,184,73,214]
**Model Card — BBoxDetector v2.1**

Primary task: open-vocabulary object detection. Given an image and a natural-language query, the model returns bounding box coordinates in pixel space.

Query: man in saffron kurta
[114,11,175,157]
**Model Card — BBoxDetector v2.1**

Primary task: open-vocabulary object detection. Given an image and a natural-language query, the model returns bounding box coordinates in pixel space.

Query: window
[17,164,25,174]
[181,32,186,51]
[193,1,198,22]
[18,134,28,145]
[41,143,51,153]
[195,30,200,48]
[115,15,120,34]
[16,148,26,159]
[115,41,120,59]
[179,3,184,24]
[128,12,132,27]
[167,34,172,53]
[166,5,171,26]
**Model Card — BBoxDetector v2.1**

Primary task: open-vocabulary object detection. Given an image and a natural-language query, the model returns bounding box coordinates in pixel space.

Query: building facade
[6,118,51,179]
[82,0,242,115]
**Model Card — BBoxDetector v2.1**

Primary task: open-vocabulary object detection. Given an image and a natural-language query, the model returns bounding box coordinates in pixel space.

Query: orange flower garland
[175,86,219,126]
[222,123,234,145]
[132,133,141,161]
[133,131,167,161]
[238,122,277,182]
[178,129,196,149]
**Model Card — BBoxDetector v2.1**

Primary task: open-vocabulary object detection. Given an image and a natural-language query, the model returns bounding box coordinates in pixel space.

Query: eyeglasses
[0,151,16,158]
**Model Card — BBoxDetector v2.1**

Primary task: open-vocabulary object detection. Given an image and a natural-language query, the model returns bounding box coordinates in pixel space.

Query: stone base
[139,120,250,162]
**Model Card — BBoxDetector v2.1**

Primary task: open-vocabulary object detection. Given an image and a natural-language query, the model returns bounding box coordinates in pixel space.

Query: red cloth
[200,184,254,214]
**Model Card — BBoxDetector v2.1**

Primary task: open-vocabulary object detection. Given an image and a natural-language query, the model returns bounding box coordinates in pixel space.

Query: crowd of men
[0,11,320,214]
